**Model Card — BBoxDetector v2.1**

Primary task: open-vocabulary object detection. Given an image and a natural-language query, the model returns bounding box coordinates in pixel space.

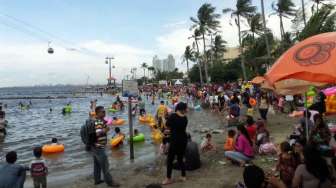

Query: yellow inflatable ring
[42,144,64,154]
[111,119,125,126]
[110,135,125,147]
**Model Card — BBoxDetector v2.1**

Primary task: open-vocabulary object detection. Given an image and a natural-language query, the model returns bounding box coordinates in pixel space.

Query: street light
[105,56,115,87]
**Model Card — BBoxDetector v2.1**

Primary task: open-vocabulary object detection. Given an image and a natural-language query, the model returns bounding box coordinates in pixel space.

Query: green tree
[311,0,329,13]
[147,66,155,79]
[223,0,256,80]
[271,0,296,40]
[141,62,148,84]
[243,13,264,40]
[182,45,194,77]
[191,3,221,84]
[190,29,204,85]
[297,4,336,41]
[212,35,227,63]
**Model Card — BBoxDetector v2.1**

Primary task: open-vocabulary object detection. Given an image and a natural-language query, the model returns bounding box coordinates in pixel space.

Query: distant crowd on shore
[1,81,336,188]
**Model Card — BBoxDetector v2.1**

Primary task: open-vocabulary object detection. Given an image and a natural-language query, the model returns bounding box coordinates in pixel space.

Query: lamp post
[105,57,115,87]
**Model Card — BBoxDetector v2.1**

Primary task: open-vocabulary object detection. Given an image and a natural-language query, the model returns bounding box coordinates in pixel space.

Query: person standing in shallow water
[162,102,188,185]
[91,106,120,187]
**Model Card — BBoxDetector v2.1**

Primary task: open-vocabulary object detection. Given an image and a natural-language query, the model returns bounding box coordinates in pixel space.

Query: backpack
[30,161,47,177]
[80,119,96,147]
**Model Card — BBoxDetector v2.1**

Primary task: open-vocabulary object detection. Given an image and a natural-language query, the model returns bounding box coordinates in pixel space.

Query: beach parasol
[264,32,336,139]
[265,32,336,87]
[251,76,265,84]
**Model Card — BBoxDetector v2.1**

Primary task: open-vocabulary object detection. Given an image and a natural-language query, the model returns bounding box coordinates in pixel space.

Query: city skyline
[0,0,307,87]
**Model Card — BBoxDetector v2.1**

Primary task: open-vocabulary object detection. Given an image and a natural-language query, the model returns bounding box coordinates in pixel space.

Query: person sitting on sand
[0,151,28,188]
[236,165,286,188]
[201,133,216,152]
[276,141,297,187]
[255,120,269,147]
[224,130,236,151]
[225,125,254,166]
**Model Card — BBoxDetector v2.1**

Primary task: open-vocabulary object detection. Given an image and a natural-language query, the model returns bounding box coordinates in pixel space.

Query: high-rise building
[152,54,175,72]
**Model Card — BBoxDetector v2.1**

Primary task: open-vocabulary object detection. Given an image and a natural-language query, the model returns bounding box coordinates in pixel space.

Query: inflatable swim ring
[108,108,118,113]
[249,98,257,106]
[111,119,125,126]
[110,135,125,147]
[42,144,64,154]
[64,105,72,113]
[132,133,145,142]
[151,130,162,141]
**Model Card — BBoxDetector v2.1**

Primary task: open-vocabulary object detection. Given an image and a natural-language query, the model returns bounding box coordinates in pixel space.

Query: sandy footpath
[54,111,304,188]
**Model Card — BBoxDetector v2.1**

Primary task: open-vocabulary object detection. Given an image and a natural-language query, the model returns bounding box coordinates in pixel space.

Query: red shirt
[246,124,257,141]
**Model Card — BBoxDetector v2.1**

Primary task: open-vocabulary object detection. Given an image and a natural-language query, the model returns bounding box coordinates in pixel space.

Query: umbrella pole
[304,93,309,141]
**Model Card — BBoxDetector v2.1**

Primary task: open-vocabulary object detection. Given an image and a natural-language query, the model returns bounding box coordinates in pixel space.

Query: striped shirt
[94,119,107,148]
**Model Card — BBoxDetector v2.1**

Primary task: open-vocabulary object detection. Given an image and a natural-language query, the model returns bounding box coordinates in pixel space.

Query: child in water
[30,147,48,188]
[201,133,216,152]
[51,138,58,145]
[224,130,236,151]
[134,129,139,136]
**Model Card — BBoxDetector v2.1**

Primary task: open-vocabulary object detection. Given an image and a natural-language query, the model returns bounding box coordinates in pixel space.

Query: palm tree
[271,0,296,40]
[182,45,194,77]
[223,0,256,80]
[191,3,221,83]
[141,62,148,84]
[311,0,328,13]
[244,13,264,40]
[260,0,272,66]
[212,35,227,63]
[190,29,204,85]
[147,66,155,79]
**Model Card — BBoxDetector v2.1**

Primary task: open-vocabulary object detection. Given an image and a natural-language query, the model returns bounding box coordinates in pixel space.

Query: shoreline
[56,112,297,188]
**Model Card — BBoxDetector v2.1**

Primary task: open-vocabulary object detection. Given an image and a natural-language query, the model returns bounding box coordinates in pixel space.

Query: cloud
[0,41,154,87]
[162,21,188,29]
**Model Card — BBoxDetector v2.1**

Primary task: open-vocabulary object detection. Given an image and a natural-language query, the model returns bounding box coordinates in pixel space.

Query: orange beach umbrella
[265,32,336,86]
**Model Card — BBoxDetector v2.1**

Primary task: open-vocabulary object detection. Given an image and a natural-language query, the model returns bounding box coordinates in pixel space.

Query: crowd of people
[1,81,336,188]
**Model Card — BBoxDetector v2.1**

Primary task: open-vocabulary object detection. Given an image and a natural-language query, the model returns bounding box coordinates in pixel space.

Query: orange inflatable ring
[111,119,125,126]
[139,116,150,123]
[249,98,257,106]
[110,135,125,147]
[42,144,64,154]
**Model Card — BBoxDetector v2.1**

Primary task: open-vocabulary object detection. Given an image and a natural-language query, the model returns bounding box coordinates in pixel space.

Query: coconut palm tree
[141,62,148,84]
[271,0,296,40]
[223,0,256,80]
[190,28,204,85]
[311,0,328,13]
[182,45,194,77]
[191,3,221,83]
[147,66,155,79]
[260,0,272,65]
[212,35,227,63]
[243,13,264,40]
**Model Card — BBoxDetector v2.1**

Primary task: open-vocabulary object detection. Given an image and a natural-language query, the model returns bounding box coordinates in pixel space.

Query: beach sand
[57,111,308,188]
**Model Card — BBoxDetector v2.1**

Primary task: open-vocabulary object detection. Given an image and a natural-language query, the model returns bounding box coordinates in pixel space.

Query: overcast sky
[0,0,316,87]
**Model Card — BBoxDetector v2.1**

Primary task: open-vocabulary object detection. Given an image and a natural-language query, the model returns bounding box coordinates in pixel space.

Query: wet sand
[54,110,305,188]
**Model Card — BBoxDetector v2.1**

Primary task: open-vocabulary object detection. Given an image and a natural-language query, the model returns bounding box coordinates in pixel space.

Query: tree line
[183,0,336,84]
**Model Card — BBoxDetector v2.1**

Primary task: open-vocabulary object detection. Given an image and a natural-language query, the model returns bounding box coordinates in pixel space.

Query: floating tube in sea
[42,144,64,154]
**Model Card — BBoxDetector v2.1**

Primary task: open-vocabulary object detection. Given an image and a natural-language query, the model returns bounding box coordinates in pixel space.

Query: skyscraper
[152,54,175,72]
